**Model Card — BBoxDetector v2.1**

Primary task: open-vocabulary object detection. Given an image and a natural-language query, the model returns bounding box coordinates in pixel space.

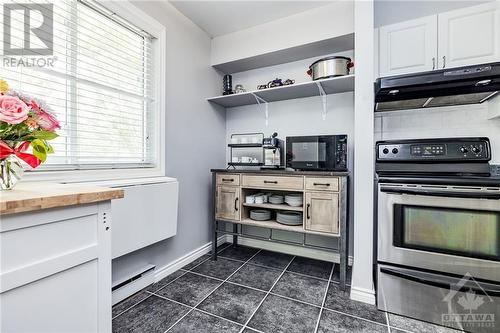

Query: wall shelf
[207,75,355,108]
[212,33,355,74]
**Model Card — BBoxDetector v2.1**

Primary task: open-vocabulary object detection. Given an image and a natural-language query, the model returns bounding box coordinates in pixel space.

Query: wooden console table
[210,169,349,289]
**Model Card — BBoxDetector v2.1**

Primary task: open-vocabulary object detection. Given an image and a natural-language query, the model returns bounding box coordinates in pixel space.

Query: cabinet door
[216,186,240,221]
[379,15,438,77]
[438,2,500,69]
[305,192,339,234]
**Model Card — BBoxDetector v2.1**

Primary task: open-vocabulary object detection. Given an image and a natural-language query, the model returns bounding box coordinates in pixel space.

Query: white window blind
[1,0,156,170]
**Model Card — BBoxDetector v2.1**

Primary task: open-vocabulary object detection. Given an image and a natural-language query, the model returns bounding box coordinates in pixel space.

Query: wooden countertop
[0,182,124,215]
[211,168,349,177]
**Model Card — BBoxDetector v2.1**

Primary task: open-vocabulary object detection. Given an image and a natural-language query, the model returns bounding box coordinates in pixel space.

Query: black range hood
[375,62,500,112]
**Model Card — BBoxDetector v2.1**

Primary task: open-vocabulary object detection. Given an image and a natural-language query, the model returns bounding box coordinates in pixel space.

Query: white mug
[241,156,252,163]
[246,195,255,204]
[255,196,264,204]
[232,157,240,163]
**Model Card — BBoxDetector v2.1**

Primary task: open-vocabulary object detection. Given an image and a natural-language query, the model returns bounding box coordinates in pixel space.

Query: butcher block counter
[0,182,124,215]
[1,182,124,333]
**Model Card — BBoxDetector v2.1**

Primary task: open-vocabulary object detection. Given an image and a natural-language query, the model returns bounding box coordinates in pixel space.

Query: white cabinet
[378,2,500,77]
[0,203,112,333]
[438,2,500,69]
[379,15,438,76]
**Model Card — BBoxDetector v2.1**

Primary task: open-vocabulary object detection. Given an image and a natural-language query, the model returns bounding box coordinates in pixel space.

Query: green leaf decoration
[31,139,48,162]
[32,130,58,140]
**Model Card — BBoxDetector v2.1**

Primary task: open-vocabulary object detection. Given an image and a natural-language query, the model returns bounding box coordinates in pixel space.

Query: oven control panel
[377,138,491,162]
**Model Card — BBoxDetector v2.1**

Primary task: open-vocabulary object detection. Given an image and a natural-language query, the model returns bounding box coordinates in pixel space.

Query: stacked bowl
[284,194,303,207]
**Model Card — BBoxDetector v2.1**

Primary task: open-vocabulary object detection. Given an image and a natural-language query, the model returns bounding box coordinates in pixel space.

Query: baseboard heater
[111,264,156,305]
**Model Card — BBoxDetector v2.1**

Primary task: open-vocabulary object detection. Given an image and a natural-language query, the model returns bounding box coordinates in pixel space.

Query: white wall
[351,0,376,305]
[211,1,354,67]
[375,103,500,163]
[112,1,226,283]
[374,0,492,27]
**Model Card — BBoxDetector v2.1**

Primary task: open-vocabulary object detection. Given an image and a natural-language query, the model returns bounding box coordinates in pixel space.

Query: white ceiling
[170,1,332,37]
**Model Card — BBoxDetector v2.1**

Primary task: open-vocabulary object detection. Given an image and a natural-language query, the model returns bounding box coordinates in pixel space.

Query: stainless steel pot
[307,56,353,80]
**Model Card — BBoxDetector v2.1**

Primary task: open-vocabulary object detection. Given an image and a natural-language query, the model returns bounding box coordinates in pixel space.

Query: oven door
[286,136,335,170]
[378,183,500,282]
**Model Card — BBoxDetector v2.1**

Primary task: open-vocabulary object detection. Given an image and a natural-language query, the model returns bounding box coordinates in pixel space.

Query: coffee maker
[261,132,284,169]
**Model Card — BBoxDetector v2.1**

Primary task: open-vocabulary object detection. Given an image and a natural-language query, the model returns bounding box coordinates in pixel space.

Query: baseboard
[112,264,156,305]
[227,235,353,265]
[350,285,376,305]
[153,235,227,283]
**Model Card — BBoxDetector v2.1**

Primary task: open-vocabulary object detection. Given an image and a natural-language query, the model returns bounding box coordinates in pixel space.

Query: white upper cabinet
[379,15,438,77]
[438,2,500,69]
[378,2,500,77]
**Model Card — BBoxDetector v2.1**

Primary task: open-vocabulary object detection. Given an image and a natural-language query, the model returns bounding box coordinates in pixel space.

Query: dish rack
[228,133,264,168]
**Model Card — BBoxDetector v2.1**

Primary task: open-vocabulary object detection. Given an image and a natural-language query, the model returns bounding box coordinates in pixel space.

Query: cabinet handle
[222,178,234,182]
[442,56,446,68]
[432,57,436,70]
[306,203,311,219]
[234,197,239,211]
[264,180,278,184]
[313,182,331,187]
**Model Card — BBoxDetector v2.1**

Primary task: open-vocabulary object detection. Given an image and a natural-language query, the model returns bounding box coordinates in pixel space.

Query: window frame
[23,0,166,183]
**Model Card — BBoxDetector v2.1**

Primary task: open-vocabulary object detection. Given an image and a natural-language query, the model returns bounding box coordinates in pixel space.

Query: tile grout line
[163,249,263,333]
[386,311,391,333]
[149,292,249,330]
[112,269,189,320]
[218,253,343,284]
[112,243,232,320]
[238,255,296,333]
[323,308,390,328]
[313,262,335,333]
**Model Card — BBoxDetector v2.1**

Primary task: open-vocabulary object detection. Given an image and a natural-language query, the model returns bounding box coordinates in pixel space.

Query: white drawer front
[1,214,98,274]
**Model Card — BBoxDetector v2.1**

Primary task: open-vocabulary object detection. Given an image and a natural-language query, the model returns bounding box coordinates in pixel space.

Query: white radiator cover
[111,180,179,259]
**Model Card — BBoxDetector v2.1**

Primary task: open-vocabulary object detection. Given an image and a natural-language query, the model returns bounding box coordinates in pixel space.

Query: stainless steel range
[375,137,500,333]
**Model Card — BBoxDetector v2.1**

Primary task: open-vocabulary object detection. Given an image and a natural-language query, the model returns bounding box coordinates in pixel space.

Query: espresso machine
[261,132,284,169]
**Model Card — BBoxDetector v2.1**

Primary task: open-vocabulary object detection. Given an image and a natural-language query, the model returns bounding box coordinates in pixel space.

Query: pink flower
[0,95,30,124]
[35,110,60,131]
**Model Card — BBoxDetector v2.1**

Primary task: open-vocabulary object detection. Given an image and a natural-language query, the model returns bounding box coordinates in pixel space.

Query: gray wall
[225,53,355,255]
[112,1,226,282]
[374,0,492,27]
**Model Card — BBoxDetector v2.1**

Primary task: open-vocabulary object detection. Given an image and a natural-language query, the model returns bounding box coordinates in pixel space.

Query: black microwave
[286,135,348,171]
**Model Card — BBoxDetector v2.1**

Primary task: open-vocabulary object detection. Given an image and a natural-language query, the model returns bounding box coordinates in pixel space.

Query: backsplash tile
[375,103,500,164]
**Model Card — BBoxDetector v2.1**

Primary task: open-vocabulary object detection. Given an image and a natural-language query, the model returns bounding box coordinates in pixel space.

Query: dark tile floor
[112,243,462,333]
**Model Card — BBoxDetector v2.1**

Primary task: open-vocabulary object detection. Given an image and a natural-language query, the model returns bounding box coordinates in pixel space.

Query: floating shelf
[212,33,355,74]
[207,75,354,108]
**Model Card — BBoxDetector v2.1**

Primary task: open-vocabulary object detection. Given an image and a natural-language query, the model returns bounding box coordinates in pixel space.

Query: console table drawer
[216,174,240,186]
[305,177,339,192]
[242,175,303,190]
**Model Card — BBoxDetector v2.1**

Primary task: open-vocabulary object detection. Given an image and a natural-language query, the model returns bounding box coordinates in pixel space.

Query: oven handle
[380,187,500,199]
[380,267,500,297]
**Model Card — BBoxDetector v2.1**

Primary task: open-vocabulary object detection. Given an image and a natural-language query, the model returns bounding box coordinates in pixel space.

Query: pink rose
[0,95,29,124]
[35,110,60,131]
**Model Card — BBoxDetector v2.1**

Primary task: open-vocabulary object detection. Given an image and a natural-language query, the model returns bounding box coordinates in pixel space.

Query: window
[2,0,158,171]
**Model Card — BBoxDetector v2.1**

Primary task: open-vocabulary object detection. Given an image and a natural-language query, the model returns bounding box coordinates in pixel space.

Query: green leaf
[31,139,47,162]
[31,130,58,140]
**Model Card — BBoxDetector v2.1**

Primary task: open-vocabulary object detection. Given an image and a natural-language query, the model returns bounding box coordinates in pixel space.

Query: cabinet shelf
[243,202,303,212]
[228,143,263,148]
[207,75,355,108]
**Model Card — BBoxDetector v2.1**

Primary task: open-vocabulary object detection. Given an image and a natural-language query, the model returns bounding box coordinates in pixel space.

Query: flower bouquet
[0,79,60,190]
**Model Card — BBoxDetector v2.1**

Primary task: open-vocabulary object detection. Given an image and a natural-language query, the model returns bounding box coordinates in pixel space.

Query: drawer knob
[313,182,331,186]
[264,180,278,184]
[222,178,234,182]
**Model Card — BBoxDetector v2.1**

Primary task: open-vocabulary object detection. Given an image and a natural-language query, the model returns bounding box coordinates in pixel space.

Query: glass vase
[0,156,24,190]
